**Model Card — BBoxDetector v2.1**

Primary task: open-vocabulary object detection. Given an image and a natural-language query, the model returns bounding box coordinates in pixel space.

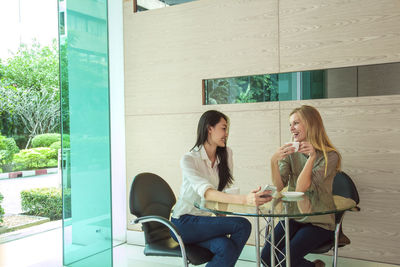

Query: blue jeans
[261,220,334,267]
[171,214,251,267]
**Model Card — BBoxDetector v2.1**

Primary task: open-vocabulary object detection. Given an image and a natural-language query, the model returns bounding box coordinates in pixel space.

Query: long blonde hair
[290,105,341,176]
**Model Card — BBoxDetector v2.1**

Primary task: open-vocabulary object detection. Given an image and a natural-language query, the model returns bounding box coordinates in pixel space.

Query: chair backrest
[130,172,176,243]
[332,171,360,205]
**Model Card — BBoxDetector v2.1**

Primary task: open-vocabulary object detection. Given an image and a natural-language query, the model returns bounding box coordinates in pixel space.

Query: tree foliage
[0,134,19,172]
[59,41,70,134]
[1,40,59,96]
[0,39,60,148]
[206,74,279,105]
[0,192,4,223]
[1,87,60,148]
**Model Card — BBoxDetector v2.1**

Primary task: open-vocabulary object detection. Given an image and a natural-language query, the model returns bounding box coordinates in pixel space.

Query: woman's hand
[298,141,316,157]
[245,186,273,206]
[271,143,296,162]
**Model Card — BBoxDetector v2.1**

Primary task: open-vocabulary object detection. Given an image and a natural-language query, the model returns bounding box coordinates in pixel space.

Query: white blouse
[171,146,233,219]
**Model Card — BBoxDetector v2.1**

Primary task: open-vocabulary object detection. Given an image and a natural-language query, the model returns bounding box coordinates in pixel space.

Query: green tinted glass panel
[59,0,112,266]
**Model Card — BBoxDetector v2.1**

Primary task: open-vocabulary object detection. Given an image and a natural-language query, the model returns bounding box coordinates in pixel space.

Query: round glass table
[195,191,356,267]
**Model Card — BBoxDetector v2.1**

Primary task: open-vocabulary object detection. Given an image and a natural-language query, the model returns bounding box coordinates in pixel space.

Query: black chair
[311,171,360,267]
[129,172,214,266]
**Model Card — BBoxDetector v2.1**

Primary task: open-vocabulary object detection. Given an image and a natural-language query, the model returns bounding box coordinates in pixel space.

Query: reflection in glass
[135,0,197,12]
[204,62,400,105]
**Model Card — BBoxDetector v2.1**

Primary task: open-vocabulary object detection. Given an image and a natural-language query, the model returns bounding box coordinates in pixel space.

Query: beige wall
[279,0,400,72]
[123,0,400,264]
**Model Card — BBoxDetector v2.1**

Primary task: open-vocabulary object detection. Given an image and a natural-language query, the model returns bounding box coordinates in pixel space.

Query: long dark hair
[191,110,233,191]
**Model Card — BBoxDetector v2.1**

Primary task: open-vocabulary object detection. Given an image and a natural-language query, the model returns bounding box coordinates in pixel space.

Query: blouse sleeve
[180,154,214,198]
[311,151,339,190]
[278,156,291,187]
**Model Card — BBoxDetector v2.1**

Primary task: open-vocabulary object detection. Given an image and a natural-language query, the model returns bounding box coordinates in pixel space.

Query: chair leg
[132,217,189,266]
[174,231,188,267]
[332,217,344,267]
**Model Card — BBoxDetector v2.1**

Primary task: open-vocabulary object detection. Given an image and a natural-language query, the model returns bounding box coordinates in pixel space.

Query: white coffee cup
[286,142,299,152]
[225,187,240,194]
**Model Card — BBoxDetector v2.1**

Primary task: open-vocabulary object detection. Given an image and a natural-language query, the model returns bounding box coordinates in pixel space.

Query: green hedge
[21,188,62,220]
[13,147,58,171]
[32,133,60,148]
[0,192,4,223]
[50,141,61,151]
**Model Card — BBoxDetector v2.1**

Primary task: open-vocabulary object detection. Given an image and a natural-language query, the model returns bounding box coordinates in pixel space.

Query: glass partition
[204,62,400,105]
[59,0,112,266]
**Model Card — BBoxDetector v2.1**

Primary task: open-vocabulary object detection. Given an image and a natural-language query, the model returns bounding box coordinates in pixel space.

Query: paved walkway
[0,173,61,214]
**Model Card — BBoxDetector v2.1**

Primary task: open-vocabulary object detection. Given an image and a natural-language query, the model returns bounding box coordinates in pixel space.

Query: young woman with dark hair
[171,110,272,267]
[261,105,341,267]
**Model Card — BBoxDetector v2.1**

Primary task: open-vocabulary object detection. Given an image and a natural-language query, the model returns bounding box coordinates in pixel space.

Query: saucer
[282,192,304,201]
[282,192,304,198]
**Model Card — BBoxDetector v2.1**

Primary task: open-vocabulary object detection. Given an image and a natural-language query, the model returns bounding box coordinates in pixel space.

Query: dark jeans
[261,220,334,267]
[171,214,252,267]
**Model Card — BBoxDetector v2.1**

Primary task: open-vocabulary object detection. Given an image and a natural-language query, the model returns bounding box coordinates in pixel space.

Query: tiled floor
[0,226,398,267]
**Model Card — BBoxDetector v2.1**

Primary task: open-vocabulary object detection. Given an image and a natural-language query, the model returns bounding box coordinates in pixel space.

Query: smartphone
[263,184,277,193]
[261,185,276,198]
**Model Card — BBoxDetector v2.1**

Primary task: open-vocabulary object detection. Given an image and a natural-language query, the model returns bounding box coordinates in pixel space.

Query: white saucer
[282,192,304,198]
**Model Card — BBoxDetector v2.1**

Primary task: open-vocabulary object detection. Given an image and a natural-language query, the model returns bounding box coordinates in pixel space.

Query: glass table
[195,191,356,267]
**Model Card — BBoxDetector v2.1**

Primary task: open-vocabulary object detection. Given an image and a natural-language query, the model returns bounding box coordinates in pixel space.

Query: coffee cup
[286,142,299,152]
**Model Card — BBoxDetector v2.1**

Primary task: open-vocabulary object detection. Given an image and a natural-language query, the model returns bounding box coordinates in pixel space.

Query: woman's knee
[211,238,238,266]
[234,217,252,236]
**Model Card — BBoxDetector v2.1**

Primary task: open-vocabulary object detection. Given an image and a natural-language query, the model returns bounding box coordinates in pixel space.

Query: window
[203,62,400,105]
[204,70,324,104]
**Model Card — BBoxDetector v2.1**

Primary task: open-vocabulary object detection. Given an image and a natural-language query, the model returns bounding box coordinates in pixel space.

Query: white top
[172,146,233,219]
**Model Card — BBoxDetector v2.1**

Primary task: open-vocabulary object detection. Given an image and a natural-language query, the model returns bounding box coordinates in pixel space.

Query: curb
[0,168,58,180]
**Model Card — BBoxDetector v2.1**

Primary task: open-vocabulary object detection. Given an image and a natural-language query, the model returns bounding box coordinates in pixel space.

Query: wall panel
[124,0,279,115]
[223,105,280,192]
[279,0,400,72]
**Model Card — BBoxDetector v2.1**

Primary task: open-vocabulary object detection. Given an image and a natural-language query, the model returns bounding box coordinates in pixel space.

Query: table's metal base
[255,203,291,267]
[255,204,343,267]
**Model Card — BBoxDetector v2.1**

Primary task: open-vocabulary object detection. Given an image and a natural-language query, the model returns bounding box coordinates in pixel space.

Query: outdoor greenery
[32,133,61,148]
[0,40,62,173]
[21,188,62,220]
[0,134,19,172]
[13,147,58,171]
[206,74,279,104]
[0,192,4,223]
[0,39,60,149]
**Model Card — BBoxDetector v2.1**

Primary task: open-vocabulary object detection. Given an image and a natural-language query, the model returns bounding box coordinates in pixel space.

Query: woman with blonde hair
[261,105,341,267]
